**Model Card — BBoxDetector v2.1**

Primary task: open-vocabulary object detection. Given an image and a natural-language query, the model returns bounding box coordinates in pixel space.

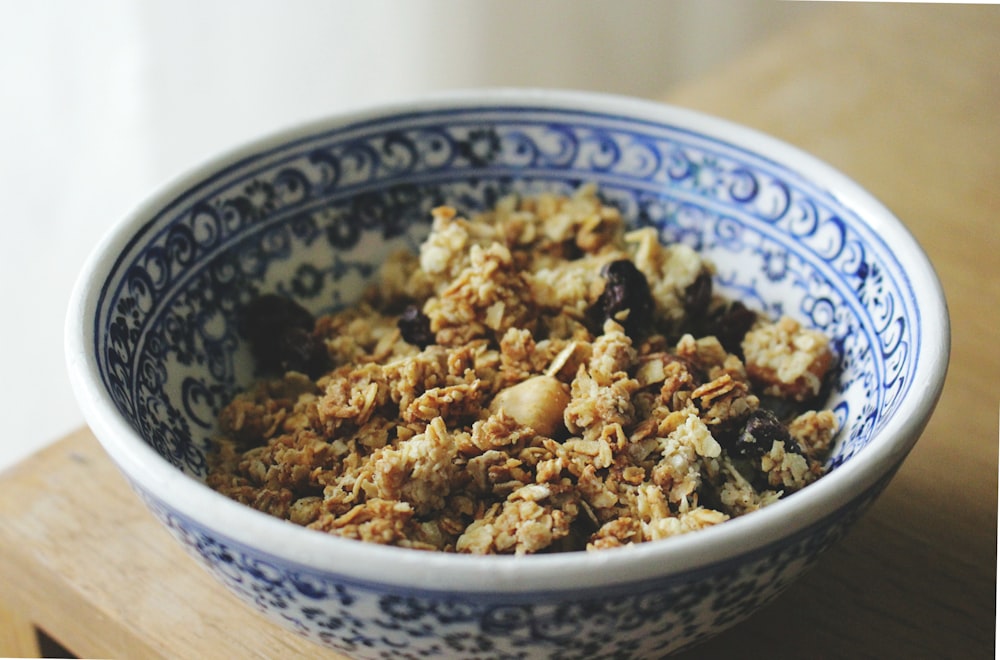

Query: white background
[0,0,819,472]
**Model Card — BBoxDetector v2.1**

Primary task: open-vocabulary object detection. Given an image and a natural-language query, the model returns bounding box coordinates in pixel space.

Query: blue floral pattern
[130,470,889,658]
[90,104,921,656]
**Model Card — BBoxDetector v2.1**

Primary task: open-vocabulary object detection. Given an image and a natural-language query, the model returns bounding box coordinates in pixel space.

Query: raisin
[683,270,713,318]
[239,294,314,345]
[589,259,654,339]
[703,301,758,356]
[732,409,801,459]
[398,305,435,348]
[757,394,807,423]
[274,326,330,378]
[239,294,328,376]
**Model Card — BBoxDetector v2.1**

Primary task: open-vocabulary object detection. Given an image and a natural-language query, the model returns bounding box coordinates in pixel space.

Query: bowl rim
[65,87,950,593]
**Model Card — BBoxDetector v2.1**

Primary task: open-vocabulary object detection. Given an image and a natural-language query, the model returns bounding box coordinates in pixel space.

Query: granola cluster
[206,186,838,554]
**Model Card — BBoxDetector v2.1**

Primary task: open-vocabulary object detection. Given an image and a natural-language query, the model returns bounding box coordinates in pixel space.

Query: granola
[206,185,838,554]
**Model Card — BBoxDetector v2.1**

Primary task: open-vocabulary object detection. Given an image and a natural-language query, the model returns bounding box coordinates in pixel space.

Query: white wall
[0,0,820,471]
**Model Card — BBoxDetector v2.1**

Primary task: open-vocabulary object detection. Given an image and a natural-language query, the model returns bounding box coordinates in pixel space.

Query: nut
[489,375,571,438]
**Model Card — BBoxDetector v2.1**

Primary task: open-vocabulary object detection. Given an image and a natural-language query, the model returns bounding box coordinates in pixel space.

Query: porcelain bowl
[66,90,949,658]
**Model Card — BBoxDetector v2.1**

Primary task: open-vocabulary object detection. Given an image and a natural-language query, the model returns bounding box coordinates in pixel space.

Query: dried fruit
[589,259,654,339]
[273,326,330,377]
[398,305,435,348]
[683,269,713,317]
[733,409,802,459]
[239,293,314,343]
[238,294,329,377]
[703,301,758,355]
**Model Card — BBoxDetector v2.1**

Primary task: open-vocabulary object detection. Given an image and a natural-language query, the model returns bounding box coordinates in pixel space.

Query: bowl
[66,89,949,658]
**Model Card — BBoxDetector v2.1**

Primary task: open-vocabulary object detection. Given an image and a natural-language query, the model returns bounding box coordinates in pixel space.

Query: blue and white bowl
[66,90,949,658]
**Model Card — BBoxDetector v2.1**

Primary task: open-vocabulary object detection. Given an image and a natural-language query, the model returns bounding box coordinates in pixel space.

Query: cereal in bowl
[206,186,838,554]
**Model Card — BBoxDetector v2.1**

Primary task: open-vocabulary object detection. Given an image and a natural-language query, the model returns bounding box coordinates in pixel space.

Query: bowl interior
[87,98,921,490]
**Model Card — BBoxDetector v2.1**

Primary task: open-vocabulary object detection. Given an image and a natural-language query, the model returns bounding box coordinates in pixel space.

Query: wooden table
[2,4,996,658]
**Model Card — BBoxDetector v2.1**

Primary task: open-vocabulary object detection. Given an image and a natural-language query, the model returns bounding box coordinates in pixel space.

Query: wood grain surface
[1,4,995,658]
[0,427,342,659]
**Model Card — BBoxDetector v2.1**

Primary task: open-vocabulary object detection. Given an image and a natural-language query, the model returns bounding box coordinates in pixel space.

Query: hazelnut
[490,375,571,438]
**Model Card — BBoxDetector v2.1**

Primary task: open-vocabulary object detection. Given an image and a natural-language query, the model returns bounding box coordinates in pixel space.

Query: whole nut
[489,375,571,438]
